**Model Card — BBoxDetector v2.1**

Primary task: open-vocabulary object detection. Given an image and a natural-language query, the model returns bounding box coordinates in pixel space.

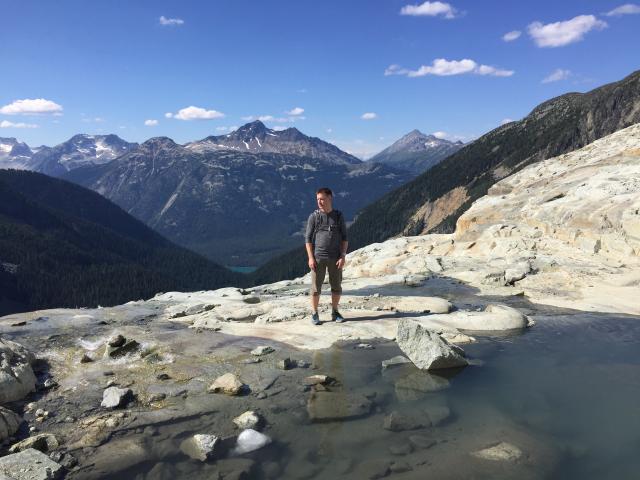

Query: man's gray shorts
[310,258,342,295]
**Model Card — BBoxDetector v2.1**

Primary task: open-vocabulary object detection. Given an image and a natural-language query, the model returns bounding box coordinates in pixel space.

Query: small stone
[101,386,133,409]
[296,360,311,368]
[43,378,58,389]
[106,339,140,358]
[383,411,430,432]
[108,334,126,347]
[233,411,261,430]
[233,429,272,455]
[251,346,275,356]
[103,371,115,376]
[64,416,75,423]
[208,373,245,395]
[105,417,119,428]
[277,358,294,370]
[29,426,36,432]
[149,393,166,403]
[80,353,94,363]
[356,343,374,350]
[156,373,171,380]
[180,434,220,461]
[106,380,117,387]
[25,402,37,412]
[256,392,267,400]
[35,409,45,418]
[243,357,261,364]
[303,375,333,386]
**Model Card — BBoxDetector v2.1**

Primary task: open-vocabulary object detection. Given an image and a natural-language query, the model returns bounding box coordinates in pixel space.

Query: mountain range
[63,123,413,266]
[370,130,463,174]
[251,69,640,284]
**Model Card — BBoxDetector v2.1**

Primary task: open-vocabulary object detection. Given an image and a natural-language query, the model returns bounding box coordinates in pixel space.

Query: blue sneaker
[332,310,345,323]
[311,312,321,325]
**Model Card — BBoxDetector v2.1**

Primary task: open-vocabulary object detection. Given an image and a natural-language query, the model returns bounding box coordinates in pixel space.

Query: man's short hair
[316,187,333,197]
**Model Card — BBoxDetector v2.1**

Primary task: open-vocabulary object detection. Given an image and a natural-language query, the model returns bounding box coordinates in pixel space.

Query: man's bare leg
[311,293,320,313]
[331,293,340,311]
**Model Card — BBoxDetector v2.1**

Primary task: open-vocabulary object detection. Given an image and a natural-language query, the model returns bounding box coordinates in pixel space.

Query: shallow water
[78,311,640,480]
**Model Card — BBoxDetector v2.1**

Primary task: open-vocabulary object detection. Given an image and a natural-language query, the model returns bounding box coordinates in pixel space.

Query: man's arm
[304,214,317,271]
[337,213,348,268]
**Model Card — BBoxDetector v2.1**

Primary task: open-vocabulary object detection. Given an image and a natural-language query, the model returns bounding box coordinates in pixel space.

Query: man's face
[316,193,332,212]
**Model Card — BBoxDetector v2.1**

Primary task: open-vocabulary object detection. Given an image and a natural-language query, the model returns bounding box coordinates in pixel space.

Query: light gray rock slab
[0,448,63,480]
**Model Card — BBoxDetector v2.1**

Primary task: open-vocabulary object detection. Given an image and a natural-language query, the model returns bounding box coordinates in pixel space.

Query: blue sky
[1,0,639,157]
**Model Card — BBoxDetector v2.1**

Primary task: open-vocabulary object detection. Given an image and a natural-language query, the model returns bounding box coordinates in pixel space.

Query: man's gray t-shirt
[305,209,347,259]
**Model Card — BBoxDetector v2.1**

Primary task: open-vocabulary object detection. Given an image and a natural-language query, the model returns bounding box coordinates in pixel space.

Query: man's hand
[336,256,346,270]
[308,257,317,271]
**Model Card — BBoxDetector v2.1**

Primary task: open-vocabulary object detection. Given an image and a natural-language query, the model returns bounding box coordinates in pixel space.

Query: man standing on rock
[305,187,348,325]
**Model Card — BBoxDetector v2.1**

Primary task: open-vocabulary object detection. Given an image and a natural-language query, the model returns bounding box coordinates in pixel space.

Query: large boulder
[9,433,59,454]
[0,448,64,480]
[396,319,468,370]
[0,407,21,443]
[0,338,37,404]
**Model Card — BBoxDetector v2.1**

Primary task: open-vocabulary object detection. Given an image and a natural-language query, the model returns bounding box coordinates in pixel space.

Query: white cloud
[500,118,514,125]
[0,98,63,115]
[605,4,640,16]
[286,107,305,116]
[82,116,104,123]
[0,120,38,129]
[216,125,239,132]
[386,58,514,77]
[272,126,288,131]
[528,15,607,48]
[503,30,521,42]
[326,128,333,134]
[144,119,158,126]
[542,68,572,83]
[400,1,457,19]
[159,16,184,26]
[361,112,378,120]
[168,106,225,121]
[432,131,448,139]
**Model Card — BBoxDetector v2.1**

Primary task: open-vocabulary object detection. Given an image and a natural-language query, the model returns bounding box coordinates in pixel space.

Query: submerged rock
[233,429,272,455]
[396,319,468,370]
[180,434,220,461]
[303,375,333,386]
[381,355,411,370]
[0,448,63,480]
[307,391,372,422]
[472,441,523,461]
